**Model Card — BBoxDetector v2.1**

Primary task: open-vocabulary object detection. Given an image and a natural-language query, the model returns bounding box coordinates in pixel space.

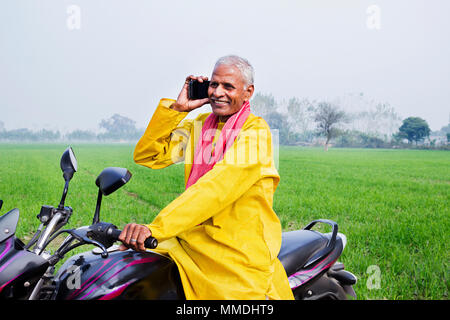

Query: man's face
[208,64,254,121]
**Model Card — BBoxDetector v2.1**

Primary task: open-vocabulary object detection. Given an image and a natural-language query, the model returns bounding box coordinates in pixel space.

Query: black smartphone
[188,80,210,100]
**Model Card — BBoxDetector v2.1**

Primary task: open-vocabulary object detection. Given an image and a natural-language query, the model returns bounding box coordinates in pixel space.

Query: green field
[0,143,449,300]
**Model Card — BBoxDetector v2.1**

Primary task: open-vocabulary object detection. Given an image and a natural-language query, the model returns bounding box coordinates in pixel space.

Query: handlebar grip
[109,228,121,240]
[144,237,158,249]
[108,227,158,249]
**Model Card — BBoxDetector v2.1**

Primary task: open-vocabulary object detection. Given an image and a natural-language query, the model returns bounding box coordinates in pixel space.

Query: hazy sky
[1,0,449,133]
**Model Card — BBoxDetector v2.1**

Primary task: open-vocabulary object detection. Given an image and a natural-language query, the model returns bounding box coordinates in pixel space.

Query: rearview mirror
[60,147,78,181]
[92,167,132,224]
[95,167,132,196]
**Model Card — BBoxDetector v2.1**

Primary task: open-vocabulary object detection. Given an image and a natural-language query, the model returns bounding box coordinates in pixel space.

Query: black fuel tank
[53,248,184,300]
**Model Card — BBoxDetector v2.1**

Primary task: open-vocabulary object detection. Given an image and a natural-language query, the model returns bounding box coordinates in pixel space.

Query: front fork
[28,265,56,300]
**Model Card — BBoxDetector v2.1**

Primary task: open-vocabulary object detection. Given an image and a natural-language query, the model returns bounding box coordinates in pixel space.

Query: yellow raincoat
[133,98,294,300]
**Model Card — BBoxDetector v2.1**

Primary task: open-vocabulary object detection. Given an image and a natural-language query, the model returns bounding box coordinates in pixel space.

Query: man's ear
[244,84,254,102]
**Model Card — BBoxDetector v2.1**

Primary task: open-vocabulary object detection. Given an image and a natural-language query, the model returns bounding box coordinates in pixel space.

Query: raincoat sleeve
[133,98,191,169]
[146,117,278,242]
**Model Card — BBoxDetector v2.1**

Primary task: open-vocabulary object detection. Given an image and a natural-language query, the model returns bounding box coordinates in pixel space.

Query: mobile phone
[188,80,210,100]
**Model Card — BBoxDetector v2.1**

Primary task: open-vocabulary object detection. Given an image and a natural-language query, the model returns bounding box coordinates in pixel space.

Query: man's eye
[210,83,218,88]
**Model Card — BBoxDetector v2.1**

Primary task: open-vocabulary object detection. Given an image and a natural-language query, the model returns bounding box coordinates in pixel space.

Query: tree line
[250,92,450,150]
[0,114,144,143]
[1,93,449,150]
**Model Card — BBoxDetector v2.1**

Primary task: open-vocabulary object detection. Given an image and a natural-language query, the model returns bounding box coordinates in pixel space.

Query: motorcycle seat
[278,229,329,276]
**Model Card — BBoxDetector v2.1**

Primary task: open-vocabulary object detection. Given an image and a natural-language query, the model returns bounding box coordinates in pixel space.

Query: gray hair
[214,55,254,88]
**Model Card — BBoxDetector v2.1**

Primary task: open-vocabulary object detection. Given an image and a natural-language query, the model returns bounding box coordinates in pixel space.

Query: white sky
[0,0,449,133]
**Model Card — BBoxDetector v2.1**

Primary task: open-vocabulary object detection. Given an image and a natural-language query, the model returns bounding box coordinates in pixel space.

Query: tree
[397,117,430,145]
[0,128,60,142]
[0,128,37,141]
[99,114,140,141]
[440,123,450,135]
[37,129,60,141]
[264,111,293,145]
[334,93,402,139]
[250,93,276,118]
[286,97,316,134]
[447,132,450,144]
[313,102,348,151]
[66,129,97,141]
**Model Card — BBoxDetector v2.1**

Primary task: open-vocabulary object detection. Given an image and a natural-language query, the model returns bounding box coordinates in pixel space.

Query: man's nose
[212,85,225,98]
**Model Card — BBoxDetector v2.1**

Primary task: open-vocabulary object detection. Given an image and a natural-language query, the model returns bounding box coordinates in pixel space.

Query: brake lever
[63,227,110,258]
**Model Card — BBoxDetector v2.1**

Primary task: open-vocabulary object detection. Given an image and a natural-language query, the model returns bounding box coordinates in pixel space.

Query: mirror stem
[93,189,103,224]
[58,180,70,210]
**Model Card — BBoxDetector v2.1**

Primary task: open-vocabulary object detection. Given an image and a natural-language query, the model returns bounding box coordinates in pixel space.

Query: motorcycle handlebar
[108,227,158,249]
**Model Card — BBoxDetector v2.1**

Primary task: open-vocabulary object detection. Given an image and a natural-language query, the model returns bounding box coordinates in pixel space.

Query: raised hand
[170,75,210,112]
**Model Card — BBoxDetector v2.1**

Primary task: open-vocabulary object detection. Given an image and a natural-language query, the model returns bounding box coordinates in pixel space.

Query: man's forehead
[211,65,244,83]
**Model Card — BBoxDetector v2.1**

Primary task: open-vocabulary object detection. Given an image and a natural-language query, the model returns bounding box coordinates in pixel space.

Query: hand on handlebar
[118,223,153,253]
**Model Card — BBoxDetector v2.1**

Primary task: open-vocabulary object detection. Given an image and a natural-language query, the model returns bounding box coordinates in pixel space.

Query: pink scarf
[185,101,251,189]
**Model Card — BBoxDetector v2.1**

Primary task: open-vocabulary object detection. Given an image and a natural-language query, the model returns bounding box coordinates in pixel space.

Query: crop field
[0,143,448,300]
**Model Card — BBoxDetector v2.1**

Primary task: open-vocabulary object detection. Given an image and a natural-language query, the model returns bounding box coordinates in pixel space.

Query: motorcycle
[0,147,357,300]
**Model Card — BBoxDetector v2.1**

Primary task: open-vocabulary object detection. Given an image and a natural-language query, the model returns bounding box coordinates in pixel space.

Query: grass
[0,143,448,299]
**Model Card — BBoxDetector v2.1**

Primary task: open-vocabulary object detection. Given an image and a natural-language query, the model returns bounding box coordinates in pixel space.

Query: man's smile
[210,98,230,107]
